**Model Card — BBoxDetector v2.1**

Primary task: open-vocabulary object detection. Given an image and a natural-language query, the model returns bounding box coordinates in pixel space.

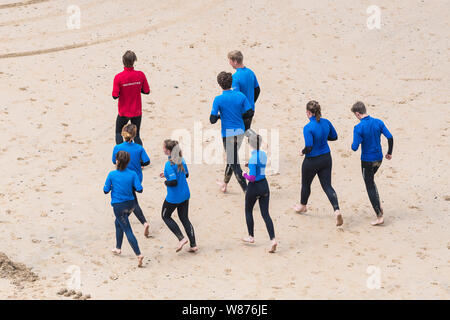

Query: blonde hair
[122,124,137,142]
[164,139,185,173]
[227,50,243,64]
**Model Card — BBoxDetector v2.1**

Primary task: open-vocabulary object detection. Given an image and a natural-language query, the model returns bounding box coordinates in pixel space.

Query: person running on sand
[242,133,277,253]
[350,101,393,226]
[228,50,260,132]
[159,140,198,253]
[293,101,343,227]
[112,50,150,146]
[210,71,254,193]
[112,123,151,237]
[104,151,144,267]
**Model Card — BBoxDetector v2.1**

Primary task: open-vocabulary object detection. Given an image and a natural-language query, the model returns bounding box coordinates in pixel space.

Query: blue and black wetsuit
[300,116,340,211]
[113,142,150,226]
[103,168,143,255]
[243,150,275,240]
[352,115,393,217]
[161,158,196,248]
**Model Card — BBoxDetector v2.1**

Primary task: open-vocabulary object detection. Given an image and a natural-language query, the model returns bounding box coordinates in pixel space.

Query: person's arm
[301,127,313,155]
[103,174,112,194]
[210,97,220,124]
[112,75,120,99]
[112,147,117,165]
[254,75,260,103]
[141,73,150,95]
[133,173,143,193]
[164,163,178,187]
[328,121,338,141]
[381,122,394,155]
[254,86,260,103]
[351,127,362,151]
[141,148,150,167]
[242,96,254,119]
[184,162,189,178]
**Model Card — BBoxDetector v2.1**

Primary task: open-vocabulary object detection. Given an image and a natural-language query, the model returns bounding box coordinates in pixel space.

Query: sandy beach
[0,0,449,299]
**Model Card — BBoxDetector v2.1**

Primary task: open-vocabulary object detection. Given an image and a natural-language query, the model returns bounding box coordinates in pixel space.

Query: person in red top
[112,50,150,146]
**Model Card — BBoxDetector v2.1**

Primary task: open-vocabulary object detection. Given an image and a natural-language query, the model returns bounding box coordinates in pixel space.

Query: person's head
[121,123,137,142]
[116,151,130,171]
[306,100,322,122]
[163,139,185,173]
[122,50,137,68]
[351,101,367,119]
[217,71,233,90]
[248,132,262,151]
[228,50,244,69]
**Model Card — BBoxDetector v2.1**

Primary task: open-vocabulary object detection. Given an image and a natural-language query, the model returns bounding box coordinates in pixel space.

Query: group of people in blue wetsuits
[103,50,394,267]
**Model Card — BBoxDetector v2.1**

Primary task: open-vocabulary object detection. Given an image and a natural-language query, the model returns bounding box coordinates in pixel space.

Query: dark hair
[248,133,262,151]
[122,123,137,142]
[116,151,130,171]
[217,71,233,90]
[306,100,322,122]
[351,101,367,114]
[164,139,185,173]
[227,50,244,64]
[122,50,137,68]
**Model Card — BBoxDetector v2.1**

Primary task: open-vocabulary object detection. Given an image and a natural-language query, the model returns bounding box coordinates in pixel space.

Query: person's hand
[385,154,392,160]
[300,150,305,157]
[159,172,165,178]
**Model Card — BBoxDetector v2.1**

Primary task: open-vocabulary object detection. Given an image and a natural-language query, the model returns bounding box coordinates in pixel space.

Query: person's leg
[130,115,143,146]
[161,200,185,242]
[257,182,275,240]
[317,155,340,211]
[361,161,384,225]
[132,190,149,237]
[176,200,197,250]
[244,184,258,241]
[114,202,141,256]
[296,157,316,212]
[317,154,343,226]
[114,217,124,253]
[115,115,129,145]
[230,135,247,192]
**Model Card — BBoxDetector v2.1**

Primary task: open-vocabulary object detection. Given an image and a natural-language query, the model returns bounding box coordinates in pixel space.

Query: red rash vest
[112,67,150,117]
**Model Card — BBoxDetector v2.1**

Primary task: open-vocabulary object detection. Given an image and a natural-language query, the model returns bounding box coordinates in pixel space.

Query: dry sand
[0,0,449,299]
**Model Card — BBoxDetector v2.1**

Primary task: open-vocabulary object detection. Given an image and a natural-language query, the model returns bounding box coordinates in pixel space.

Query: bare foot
[293,204,307,213]
[335,210,343,227]
[371,216,384,226]
[216,180,227,193]
[137,255,144,267]
[176,238,188,252]
[242,236,255,243]
[144,223,150,238]
[269,240,277,253]
[111,248,121,255]
[188,246,198,253]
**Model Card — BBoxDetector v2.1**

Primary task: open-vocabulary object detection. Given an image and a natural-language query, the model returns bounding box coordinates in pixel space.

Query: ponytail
[164,139,185,173]
[306,100,322,122]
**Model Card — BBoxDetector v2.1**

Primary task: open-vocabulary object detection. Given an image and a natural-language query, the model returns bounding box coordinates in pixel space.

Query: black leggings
[361,160,383,217]
[301,152,339,211]
[132,190,147,225]
[115,115,142,145]
[161,199,196,247]
[222,135,247,192]
[245,178,275,240]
